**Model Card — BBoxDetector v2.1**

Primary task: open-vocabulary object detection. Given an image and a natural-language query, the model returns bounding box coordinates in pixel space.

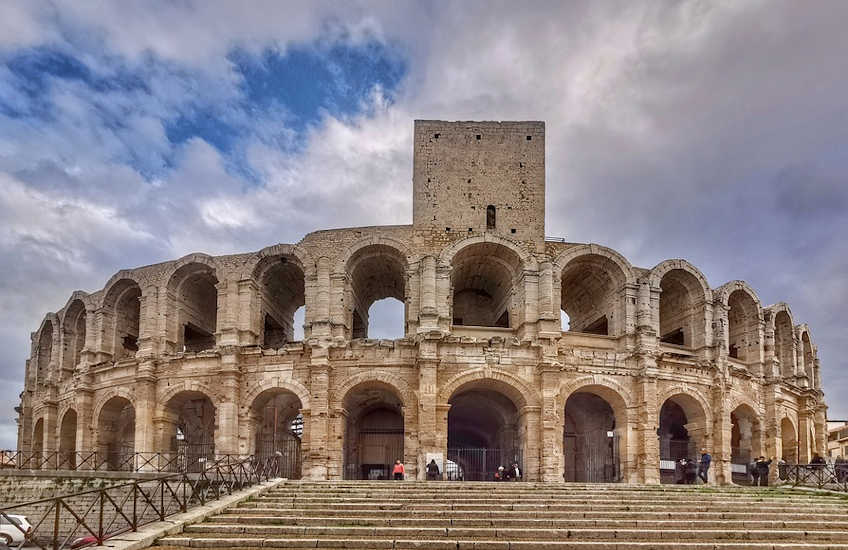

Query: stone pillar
[519,405,542,481]
[436,403,451,476]
[539,367,563,482]
[75,388,94,453]
[763,385,781,484]
[418,256,439,333]
[814,406,828,457]
[403,405,419,480]
[416,343,439,479]
[635,278,660,484]
[307,354,330,479]
[42,401,58,452]
[435,262,452,332]
[133,361,157,456]
[711,384,732,484]
[798,412,812,464]
[519,270,539,340]
[311,257,331,340]
[236,279,260,346]
[214,351,241,456]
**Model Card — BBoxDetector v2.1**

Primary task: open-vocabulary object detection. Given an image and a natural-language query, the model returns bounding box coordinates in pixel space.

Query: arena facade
[15,120,827,484]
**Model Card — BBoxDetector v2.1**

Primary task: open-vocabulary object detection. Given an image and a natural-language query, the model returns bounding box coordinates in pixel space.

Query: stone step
[206,514,846,530]
[183,523,848,540]
[222,506,847,521]
[253,495,848,506]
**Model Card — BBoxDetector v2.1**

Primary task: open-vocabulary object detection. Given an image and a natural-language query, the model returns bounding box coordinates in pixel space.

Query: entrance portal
[447,388,522,481]
[563,392,619,482]
[251,389,303,479]
[658,395,707,484]
[343,384,404,480]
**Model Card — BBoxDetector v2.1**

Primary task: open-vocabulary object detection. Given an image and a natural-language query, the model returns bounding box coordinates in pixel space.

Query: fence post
[53,498,61,550]
[98,490,105,543]
[132,482,138,531]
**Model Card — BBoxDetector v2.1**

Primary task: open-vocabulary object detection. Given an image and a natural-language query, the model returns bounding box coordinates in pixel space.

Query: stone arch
[447,240,526,328]
[341,240,410,339]
[339,375,409,480]
[798,326,816,387]
[247,386,306,477]
[32,417,44,456]
[156,380,223,413]
[59,407,78,466]
[35,315,57,387]
[717,281,762,364]
[250,243,316,280]
[61,298,87,377]
[156,387,218,461]
[557,376,632,483]
[767,303,795,378]
[438,368,540,409]
[253,251,307,347]
[555,244,634,336]
[730,402,763,476]
[780,415,798,464]
[657,387,712,482]
[95,394,136,469]
[649,260,711,349]
[166,257,220,353]
[243,378,311,413]
[439,233,536,270]
[102,278,142,361]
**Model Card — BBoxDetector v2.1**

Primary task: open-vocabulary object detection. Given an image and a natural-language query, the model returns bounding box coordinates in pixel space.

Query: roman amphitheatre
[15,120,827,484]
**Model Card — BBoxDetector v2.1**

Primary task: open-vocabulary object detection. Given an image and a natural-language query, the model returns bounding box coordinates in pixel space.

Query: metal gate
[446,448,524,481]
[564,432,620,482]
[256,437,302,479]
[173,442,215,473]
[660,438,693,483]
[345,429,404,480]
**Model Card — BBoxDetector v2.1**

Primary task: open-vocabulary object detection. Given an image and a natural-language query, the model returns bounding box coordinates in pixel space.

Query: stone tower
[412,120,545,250]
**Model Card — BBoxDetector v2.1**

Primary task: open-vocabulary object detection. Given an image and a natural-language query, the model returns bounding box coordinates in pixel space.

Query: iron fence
[445,448,524,481]
[783,463,848,492]
[0,454,281,550]
[0,450,260,473]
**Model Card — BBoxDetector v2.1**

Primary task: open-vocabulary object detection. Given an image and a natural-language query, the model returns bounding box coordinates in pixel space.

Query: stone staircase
[156,481,848,550]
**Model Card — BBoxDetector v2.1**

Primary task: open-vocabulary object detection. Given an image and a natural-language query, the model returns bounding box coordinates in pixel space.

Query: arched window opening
[773,311,794,378]
[251,389,303,479]
[561,255,626,336]
[658,395,707,484]
[59,409,77,468]
[730,405,761,484]
[446,380,525,481]
[292,305,305,341]
[105,280,141,361]
[163,391,215,471]
[727,290,758,363]
[62,301,86,377]
[169,265,218,353]
[658,269,706,349]
[36,321,53,386]
[32,418,44,463]
[560,311,571,331]
[348,245,406,339]
[258,256,305,348]
[365,298,405,339]
[564,392,619,482]
[96,397,135,471]
[802,332,815,385]
[780,417,798,466]
[343,383,404,480]
[451,243,521,328]
[486,205,496,230]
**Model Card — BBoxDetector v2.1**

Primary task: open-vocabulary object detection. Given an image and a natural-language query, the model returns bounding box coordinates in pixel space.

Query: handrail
[782,463,848,492]
[0,454,281,550]
[0,450,265,473]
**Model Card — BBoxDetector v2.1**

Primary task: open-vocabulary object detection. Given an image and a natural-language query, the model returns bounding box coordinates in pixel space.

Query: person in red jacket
[392,459,405,480]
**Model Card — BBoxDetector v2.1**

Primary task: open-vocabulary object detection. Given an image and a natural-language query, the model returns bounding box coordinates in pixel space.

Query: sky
[0,0,846,448]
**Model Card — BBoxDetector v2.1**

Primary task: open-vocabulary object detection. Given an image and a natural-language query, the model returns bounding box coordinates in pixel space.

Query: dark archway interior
[97,397,135,469]
[349,245,406,339]
[563,392,618,482]
[448,388,521,480]
[165,391,216,468]
[343,385,404,480]
[727,289,757,362]
[59,410,77,466]
[252,389,303,478]
[659,399,690,483]
[781,418,798,463]
[560,255,624,336]
[659,269,705,348]
[451,243,520,328]
[259,258,305,348]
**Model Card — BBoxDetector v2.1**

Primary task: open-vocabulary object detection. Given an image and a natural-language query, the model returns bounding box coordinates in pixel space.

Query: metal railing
[0,450,255,473]
[782,463,848,492]
[0,454,281,550]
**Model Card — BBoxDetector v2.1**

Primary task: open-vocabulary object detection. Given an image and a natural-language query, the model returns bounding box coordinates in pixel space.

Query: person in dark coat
[683,458,698,485]
[754,456,772,486]
[426,459,440,481]
[749,459,760,486]
[698,449,711,484]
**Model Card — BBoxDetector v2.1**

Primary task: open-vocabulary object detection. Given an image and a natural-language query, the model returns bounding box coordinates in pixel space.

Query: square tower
[412,120,545,249]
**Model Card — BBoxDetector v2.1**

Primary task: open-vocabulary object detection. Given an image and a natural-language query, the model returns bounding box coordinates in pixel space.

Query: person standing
[698,449,711,484]
[510,463,521,481]
[426,459,440,481]
[392,459,405,480]
[754,456,772,486]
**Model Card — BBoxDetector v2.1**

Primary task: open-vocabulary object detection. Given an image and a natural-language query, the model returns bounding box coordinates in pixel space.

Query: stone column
[307,355,330,479]
[635,278,660,484]
[711,383,732,484]
[403,405,419,480]
[214,350,241,456]
[519,405,542,481]
[311,257,331,340]
[539,366,563,482]
[814,406,828,458]
[416,343,439,479]
[237,279,260,346]
[798,412,812,464]
[519,269,539,340]
[42,400,58,453]
[436,403,451,476]
[75,388,94,454]
[418,256,439,333]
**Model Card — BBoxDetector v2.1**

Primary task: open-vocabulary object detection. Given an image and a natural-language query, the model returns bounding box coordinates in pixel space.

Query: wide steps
[155,482,848,550]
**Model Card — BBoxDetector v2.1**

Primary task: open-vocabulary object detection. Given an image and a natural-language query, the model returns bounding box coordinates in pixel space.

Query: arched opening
[62,301,86,378]
[658,269,707,349]
[250,389,303,479]
[730,404,762,484]
[32,418,44,463]
[486,205,496,230]
[169,264,218,352]
[780,417,798,464]
[36,321,53,386]
[364,298,405,339]
[257,256,305,348]
[293,306,306,341]
[96,397,135,470]
[451,243,521,328]
[162,391,216,470]
[342,382,404,480]
[348,245,407,339]
[560,254,627,336]
[104,280,141,362]
[447,383,523,481]
[773,311,795,378]
[59,409,77,468]
[802,332,815,386]
[563,391,621,482]
[727,289,759,363]
[659,394,708,483]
